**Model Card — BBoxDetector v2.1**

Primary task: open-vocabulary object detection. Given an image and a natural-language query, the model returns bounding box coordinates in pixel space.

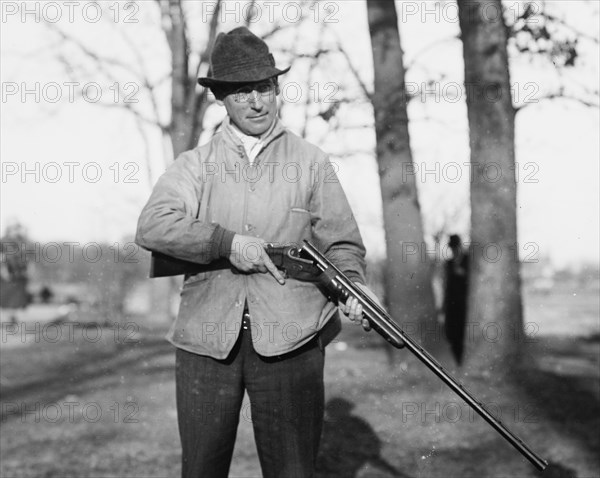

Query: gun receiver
[300,240,548,472]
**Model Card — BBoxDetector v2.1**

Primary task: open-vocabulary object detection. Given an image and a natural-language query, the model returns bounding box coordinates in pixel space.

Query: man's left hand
[338,283,383,332]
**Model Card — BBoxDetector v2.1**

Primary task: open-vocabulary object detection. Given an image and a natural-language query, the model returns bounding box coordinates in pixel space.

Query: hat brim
[198,66,290,87]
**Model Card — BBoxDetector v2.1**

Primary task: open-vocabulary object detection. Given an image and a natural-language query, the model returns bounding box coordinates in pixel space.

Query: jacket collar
[221,115,286,154]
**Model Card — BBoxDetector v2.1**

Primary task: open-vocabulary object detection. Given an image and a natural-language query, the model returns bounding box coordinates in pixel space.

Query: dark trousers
[175,314,325,478]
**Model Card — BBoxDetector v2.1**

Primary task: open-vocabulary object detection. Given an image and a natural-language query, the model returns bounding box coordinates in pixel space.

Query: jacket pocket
[291,207,310,214]
[288,207,312,242]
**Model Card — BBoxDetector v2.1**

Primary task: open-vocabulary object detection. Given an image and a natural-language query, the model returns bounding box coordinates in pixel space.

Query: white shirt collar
[229,118,276,164]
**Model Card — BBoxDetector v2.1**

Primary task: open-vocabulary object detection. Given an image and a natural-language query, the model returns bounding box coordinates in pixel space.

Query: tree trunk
[458,0,523,374]
[152,0,221,321]
[366,1,438,350]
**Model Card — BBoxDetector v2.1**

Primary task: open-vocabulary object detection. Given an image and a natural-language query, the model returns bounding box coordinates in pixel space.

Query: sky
[1,0,599,269]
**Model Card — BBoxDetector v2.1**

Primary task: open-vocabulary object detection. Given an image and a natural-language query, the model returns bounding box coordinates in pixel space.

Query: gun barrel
[301,240,548,472]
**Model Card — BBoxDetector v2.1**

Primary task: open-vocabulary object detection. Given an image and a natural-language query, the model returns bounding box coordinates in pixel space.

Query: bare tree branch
[405,35,461,71]
[197,0,222,76]
[46,23,166,130]
[331,36,372,101]
[538,0,600,45]
[133,116,155,187]
[244,0,257,27]
[46,22,145,83]
[108,16,166,129]
[300,22,327,138]
[90,99,165,129]
[191,0,222,150]
[261,24,283,41]
[515,90,600,111]
[275,48,333,59]
[166,0,189,118]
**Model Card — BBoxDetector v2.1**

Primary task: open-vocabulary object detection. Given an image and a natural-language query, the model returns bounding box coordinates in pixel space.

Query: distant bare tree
[458,0,523,373]
[456,0,598,374]
[366,0,438,351]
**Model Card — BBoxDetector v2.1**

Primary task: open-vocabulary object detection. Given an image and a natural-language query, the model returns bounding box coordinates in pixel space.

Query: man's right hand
[229,234,285,285]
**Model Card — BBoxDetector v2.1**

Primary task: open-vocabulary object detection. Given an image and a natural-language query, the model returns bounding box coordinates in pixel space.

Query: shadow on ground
[516,339,600,466]
[501,337,600,478]
[316,397,412,478]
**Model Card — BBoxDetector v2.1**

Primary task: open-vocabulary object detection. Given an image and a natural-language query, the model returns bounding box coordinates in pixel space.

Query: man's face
[218,79,278,137]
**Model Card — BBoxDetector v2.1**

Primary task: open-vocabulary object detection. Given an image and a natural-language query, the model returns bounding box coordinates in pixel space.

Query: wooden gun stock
[300,240,548,472]
[150,251,225,278]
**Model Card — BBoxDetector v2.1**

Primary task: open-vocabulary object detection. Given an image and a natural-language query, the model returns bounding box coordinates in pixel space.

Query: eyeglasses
[230,81,276,103]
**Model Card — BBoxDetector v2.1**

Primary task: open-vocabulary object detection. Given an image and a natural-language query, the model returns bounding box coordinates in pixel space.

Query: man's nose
[248,90,263,108]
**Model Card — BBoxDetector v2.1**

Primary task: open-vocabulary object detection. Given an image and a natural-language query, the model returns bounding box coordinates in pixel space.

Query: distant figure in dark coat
[444,234,469,365]
[40,286,54,304]
[0,250,29,324]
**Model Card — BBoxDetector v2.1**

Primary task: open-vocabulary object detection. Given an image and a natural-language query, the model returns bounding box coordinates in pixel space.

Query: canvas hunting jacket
[135,117,366,358]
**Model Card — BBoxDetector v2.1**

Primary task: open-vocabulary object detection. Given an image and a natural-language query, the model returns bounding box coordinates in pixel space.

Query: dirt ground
[0,299,598,477]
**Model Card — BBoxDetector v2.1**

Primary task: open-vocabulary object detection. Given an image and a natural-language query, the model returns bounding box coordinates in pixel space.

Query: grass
[1,290,599,478]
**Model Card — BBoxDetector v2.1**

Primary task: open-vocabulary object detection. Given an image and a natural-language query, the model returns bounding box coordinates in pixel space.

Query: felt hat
[198,27,290,87]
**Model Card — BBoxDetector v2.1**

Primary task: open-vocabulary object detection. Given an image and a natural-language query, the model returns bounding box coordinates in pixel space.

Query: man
[135,27,379,478]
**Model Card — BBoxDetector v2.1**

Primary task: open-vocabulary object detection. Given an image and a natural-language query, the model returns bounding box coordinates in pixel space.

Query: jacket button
[249,185,255,192]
